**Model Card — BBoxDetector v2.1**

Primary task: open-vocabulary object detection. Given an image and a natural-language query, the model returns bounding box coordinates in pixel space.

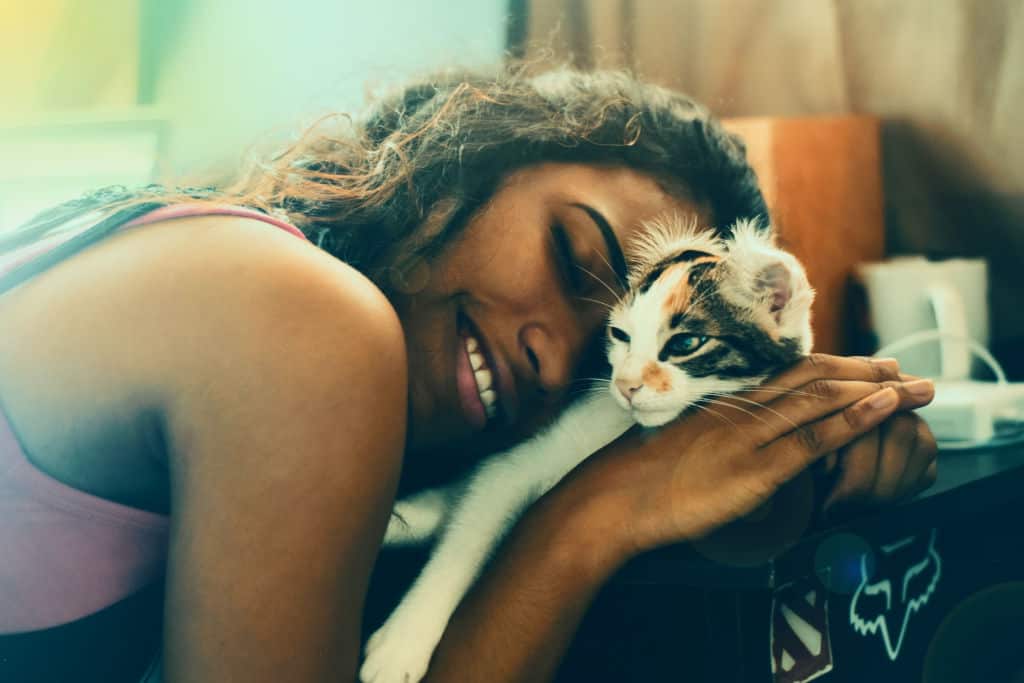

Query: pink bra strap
[126,204,307,240]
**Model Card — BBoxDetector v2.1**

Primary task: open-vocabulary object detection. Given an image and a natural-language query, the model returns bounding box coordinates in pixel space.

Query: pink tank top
[0,204,307,634]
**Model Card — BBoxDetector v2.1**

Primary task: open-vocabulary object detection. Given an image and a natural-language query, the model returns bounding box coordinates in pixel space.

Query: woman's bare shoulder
[128,214,409,448]
[138,215,403,368]
[0,213,407,499]
[2,212,405,389]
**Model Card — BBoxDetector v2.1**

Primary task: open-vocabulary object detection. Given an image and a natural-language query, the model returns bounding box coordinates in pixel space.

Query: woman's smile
[455,313,518,432]
[456,314,496,430]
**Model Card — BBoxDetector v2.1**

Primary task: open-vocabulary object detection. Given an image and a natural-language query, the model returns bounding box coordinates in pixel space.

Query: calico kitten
[360,216,814,683]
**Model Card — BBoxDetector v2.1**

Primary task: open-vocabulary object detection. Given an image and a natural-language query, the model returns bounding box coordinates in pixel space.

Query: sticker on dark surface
[771,577,834,683]
[850,528,942,661]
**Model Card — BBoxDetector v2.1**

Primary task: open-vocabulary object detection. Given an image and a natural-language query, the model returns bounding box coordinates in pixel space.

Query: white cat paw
[359,613,445,683]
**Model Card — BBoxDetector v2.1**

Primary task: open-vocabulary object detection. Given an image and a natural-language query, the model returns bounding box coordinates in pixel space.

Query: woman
[0,69,937,682]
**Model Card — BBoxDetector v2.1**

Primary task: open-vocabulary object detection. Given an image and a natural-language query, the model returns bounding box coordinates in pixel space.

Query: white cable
[873,329,1007,385]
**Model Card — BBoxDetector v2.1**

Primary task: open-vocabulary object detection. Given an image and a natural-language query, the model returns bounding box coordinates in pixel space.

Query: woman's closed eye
[550,222,582,293]
[551,221,622,307]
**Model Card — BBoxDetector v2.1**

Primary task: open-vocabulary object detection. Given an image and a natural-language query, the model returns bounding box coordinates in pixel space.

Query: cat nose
[615,379,643,402]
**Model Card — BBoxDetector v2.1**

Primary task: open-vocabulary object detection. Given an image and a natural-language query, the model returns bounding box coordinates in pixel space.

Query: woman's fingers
[822,412,940,515]
[720,378,935,446]
[895,415,939,498]
[757,387,902,482]
[823,426,884,510]
[920,460,939,493]
[876,414,922,499]
[744,354,901,404]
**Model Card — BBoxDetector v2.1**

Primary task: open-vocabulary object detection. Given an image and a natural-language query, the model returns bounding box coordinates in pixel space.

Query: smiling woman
[0,67,937,683]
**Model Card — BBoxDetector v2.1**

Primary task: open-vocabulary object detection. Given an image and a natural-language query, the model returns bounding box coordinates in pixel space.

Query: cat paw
[359,614,444,683]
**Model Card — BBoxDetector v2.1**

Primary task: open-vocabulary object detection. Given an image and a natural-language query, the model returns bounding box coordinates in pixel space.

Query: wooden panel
[724,116,885,354]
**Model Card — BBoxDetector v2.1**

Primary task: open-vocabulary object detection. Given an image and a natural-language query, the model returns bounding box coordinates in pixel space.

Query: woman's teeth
[465,334,497,419]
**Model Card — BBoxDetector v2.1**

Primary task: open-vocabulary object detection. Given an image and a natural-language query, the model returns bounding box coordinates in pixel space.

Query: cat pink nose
[615,379,643,402]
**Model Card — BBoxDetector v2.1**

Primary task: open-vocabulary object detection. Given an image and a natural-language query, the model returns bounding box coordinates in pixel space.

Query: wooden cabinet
[724,116,885,355]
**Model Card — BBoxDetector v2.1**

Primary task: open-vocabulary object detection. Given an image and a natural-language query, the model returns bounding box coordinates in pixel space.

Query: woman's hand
[573,354,936,559]
[819,402,939,518]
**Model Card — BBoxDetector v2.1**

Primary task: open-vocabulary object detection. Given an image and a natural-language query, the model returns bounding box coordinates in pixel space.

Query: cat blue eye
[663,334,708,357]
[609,327,630,343]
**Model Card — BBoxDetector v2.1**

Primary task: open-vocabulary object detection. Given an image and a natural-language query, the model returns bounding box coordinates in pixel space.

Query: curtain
[520,0,1024,365]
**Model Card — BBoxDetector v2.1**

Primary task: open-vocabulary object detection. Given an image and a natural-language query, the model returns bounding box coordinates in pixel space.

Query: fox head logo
[849,529,942,660]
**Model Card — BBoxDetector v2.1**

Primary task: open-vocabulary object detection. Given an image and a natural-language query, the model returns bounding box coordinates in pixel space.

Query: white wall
[155,0,507,180]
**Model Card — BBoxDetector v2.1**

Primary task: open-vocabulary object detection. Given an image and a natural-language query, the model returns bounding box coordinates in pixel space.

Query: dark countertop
[614,442,1024,589]
[563,443,1024,682]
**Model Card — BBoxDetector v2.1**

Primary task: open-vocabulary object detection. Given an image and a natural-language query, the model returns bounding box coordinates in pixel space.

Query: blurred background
[0,0,1021,366]
[0,0,505,227]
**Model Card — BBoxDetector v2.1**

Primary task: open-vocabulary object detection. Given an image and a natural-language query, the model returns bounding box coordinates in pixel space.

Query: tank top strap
[0,202,308,295]
[125,204,307,240]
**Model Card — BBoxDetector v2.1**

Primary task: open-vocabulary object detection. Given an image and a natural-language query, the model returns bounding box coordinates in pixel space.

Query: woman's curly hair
[2,67,766,291]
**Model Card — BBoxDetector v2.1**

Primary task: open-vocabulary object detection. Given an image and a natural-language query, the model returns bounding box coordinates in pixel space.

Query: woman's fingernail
[868,387,899,411]
[904,379,935,399]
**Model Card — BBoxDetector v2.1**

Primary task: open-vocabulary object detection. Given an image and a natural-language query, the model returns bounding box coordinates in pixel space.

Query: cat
[359,216,815,683]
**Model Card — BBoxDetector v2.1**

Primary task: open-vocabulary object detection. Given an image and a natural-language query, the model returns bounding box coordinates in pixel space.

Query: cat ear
[753,261,794,323]
[723,219,815,349]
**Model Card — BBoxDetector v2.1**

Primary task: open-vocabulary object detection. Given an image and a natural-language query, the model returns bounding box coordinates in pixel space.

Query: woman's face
[390,162,710,470]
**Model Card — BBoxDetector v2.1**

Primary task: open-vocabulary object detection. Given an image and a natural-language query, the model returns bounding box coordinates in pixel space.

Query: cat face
[607,216,814,426]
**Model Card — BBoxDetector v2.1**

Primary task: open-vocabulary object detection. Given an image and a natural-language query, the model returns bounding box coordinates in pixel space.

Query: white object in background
[857,257,988,379]
[917,381,1024,447]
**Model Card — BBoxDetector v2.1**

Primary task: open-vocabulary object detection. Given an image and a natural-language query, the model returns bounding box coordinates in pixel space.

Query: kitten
[359,216,814,683]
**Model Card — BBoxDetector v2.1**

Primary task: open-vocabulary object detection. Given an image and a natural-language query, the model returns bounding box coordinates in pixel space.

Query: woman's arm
[420,355,936,683]
[131,217,408,682]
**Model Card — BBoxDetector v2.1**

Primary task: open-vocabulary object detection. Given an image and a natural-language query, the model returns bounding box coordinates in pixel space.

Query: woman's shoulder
[126,213,408,414]
[17,211,405,390]
[0,212,407,511]
[138,212,395,328]
[4,210,402,355]
[5,210,407,426]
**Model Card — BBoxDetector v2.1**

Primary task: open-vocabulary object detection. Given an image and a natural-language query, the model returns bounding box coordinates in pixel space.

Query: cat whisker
[569,382,613,398]
[578,386,614,399]
[693,403,740,429]
[700,397,776,430]
[703,392,799,431]
[575,263,623,303]
[749,384,818,399]
[593,248,628,291]
[572,388,611,400]
[570,376,611,386]
[574,295,614,313]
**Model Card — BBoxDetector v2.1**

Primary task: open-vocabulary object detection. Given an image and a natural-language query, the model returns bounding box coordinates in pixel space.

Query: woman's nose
[518,322,576,393]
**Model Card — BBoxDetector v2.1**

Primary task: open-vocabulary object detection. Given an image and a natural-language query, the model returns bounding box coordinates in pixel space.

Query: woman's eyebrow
[569,203,628,286]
